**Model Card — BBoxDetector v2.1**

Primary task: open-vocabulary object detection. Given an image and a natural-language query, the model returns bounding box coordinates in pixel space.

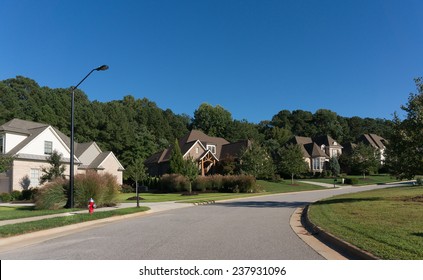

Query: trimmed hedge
[190,175,259,193]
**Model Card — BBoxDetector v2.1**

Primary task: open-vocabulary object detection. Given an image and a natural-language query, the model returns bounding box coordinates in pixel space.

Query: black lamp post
[67,65,109,208]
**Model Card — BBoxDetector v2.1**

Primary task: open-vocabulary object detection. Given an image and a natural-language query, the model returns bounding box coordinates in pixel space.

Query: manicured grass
[306,174,398,186]
[0,207,149,237]
[118,180,325,203]
[0,206,78,221]
[308,186,423,259]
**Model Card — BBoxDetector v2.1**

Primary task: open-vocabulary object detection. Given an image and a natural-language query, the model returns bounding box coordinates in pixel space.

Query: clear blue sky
[1,0,422,123]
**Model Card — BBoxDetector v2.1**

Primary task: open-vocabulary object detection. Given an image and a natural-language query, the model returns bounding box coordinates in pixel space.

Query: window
[206,144,216,154]
[0,135,3,154]
[313,158,322,170]
[30,169,40,187]
[195,147,199,154]
[44,141,53,155]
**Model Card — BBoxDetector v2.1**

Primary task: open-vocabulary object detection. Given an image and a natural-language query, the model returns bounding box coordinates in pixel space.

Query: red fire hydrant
[88,198,96,214]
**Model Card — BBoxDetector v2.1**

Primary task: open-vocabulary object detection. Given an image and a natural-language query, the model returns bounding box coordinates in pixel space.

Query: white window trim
[206,144,216,154]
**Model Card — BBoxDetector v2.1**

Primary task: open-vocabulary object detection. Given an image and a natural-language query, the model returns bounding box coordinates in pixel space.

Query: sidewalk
[298,180,349,188]
[0,201,194,227]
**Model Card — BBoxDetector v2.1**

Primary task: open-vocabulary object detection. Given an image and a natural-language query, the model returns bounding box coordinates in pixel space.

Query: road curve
[0,183,405,260]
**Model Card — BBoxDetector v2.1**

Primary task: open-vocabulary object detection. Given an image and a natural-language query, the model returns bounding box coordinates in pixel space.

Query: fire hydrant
[88,198,96,214]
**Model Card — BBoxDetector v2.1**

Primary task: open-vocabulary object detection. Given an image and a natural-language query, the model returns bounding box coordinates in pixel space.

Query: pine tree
[169,138,184,174]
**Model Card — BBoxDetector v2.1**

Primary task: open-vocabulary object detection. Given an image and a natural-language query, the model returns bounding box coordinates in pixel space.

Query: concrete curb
[302,205,379,260]
[193,200,215,206]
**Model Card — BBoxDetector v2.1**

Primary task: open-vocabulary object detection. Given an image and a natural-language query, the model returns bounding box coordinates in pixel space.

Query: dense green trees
[1,76,396,183]
[385,78,423,179]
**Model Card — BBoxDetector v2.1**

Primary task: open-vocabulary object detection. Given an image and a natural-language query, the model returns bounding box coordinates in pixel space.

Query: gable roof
[313,135,342,147]
[145,130,247,165]
[359,134,387,149]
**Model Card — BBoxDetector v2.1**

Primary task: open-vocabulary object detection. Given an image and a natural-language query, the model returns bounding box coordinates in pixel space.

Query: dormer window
[206,144,216,154]
[44,141,53,155]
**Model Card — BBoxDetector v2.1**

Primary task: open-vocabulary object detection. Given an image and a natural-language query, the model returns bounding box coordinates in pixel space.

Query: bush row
[34,171,121,210]
[0,188,38,202]
[159,174,260,193]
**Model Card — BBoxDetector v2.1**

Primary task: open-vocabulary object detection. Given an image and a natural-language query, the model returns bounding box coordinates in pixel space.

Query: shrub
[34,179,67,210]
[10,190,22,201]
[0,192,12,202]
[74,171,120,208]
[160,174,190,192]
[192,176,213,192]
[416,177,423,186]
[121,184,134,193]
[21,187,38,201]
[344,178,359,185]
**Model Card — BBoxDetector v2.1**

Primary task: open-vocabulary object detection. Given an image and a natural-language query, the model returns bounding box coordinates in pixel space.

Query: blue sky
[1,0,422,123]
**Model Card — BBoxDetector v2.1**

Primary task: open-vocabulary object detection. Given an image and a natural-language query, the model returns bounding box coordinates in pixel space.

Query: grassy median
[0,207,149,237]
[308,185,423,259]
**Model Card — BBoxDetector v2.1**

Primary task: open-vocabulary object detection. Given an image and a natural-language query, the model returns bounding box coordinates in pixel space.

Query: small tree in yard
[328,156,341,178]
[125,158,148,207]
[278,144,309,184]
[40,150,66,184]
[350,143,380,179]
[182,157,199,193]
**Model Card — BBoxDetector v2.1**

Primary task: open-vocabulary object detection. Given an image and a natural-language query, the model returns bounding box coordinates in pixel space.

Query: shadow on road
[209,200,309,208]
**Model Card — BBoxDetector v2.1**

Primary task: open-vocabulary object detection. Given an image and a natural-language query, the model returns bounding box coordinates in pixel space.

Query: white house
[0,118,124,193]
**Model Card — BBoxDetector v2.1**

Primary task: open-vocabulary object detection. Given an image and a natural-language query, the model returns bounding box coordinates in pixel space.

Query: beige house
[291,135,343,173]
[0,119,124,193]
[145,130,249,176]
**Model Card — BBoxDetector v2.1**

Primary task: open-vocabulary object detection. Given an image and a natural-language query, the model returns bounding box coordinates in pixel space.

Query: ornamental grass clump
[34,179,67,210]
[74,171,121,208]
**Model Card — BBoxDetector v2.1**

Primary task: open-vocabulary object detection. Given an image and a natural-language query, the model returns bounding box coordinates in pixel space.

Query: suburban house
[358,133,387,163]
[291,135,343,173]
[343,133,388,163]
[145,130,250,177]
[0,118,124,193]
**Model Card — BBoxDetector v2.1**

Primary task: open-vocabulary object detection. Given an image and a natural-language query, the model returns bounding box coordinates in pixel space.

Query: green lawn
[308,185,423,259]
[0,207,149,237]
[305,174,398,186]
[0,206,77,221]
[117,180,325,203]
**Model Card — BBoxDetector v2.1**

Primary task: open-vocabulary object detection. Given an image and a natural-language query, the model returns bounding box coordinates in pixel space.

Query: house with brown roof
[291,135,343,173]
[0,118,124,193]
[346,133,387,163]
[145,130,250,177]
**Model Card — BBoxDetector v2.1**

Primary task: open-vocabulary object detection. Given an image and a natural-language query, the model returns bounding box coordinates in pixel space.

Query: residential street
[0,183,406,260]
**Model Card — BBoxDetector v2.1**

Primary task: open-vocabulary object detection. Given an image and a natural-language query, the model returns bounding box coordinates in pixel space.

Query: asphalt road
[0,183,405,260]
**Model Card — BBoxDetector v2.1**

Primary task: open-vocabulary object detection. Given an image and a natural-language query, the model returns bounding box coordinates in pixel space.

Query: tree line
[1,76,397,182]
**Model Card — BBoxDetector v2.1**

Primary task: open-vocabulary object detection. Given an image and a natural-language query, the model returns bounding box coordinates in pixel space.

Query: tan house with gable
[0,118,124,193]
[291,135,343,173]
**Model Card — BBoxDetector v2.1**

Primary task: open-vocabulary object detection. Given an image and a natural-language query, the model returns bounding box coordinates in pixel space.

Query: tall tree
[192,103,233,138]
[385,78,423,179]
[169,138,185,174]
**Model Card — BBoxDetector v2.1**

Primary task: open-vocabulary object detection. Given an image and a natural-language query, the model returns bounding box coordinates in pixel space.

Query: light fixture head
[95,65,109,71]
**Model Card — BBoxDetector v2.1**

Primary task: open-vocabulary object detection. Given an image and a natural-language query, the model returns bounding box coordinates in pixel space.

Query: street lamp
[67,65,109,208]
